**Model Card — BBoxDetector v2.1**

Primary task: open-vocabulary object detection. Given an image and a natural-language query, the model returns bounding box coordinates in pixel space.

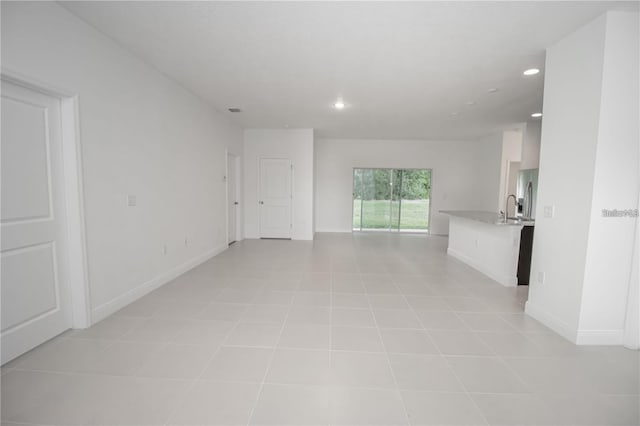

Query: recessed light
[523,68,540,76]
[531,112,543,118]
[466,101,476,106]
[451,111,460,116]
[334,100,345,110]
[488,88,499,93]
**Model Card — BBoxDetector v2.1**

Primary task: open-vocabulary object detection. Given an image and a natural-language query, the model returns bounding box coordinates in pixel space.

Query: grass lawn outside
[353,199,430,231]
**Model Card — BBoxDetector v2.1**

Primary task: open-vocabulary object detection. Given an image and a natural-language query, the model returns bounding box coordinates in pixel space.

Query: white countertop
[440,210,535,226]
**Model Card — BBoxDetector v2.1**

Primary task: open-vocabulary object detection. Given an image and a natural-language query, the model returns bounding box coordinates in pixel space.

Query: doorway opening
[352,168,431,233]
[227,153,240,246]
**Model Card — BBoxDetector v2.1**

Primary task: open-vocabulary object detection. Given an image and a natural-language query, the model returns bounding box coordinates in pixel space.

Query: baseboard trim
[90,244,227,324]
[315,229,352,234]
[447,247,516,287]
[525,302,627,346]
[524,301,577,343]
[575,329,625,346]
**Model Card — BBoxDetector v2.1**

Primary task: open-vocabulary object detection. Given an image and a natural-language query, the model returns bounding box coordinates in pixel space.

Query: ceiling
[61,1,636,140]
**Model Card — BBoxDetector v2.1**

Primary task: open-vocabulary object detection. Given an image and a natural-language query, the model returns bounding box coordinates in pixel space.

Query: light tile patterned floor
[2,233,638,425]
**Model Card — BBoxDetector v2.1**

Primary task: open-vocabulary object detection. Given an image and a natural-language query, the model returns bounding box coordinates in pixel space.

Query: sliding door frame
[352,167,432,234]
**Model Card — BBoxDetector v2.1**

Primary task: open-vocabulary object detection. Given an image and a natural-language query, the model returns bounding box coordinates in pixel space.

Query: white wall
[526,11,639,345]
[521,121,541,170]
[579,11,639,343]
[497,129,523,214]
[315,138,503,235]
[1,2,243,322]
[623,194,639,349]
[244,129,315,240]
[526,14,606,340]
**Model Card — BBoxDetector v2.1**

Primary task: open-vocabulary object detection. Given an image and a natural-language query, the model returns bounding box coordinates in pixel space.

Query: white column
[526,11,639,345]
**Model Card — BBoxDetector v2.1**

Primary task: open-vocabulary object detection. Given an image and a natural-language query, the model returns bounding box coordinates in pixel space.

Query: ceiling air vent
[228,108,242,113]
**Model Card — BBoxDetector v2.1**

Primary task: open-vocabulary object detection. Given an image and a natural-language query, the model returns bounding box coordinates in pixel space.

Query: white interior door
[227,154,237,244]
[259,158,292,239]
[1,80,71,364]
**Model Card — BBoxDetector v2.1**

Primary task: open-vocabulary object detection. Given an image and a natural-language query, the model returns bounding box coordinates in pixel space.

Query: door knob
[259,201,264,205]
[234,201,239,205]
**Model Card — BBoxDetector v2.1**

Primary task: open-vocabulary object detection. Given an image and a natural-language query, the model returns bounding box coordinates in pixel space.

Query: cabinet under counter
[440,210,534,287]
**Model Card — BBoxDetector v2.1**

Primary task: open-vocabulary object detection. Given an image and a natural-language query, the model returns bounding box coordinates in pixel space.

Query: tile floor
[2,233,638,425]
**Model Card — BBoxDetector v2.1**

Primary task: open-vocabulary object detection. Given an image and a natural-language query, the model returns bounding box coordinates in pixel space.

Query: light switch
[127,195,137,207]
[537,271,545,284]
[543,205,554,218]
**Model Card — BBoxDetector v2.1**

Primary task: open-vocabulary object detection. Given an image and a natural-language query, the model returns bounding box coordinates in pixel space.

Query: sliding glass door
[353,168,431,232]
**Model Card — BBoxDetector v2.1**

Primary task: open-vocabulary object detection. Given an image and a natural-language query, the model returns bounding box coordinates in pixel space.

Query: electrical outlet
[537,271,545,284]
[127,194,137,207]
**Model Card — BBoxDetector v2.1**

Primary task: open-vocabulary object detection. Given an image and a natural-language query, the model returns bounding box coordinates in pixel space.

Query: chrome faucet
[506,194,518,219]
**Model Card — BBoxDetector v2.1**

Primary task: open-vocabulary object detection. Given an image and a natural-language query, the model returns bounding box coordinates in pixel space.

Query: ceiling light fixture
[334,100,345,110]
[488,88,499,93]
[531,112,543,118]
[466,101,476,106]
[523,68,540,76]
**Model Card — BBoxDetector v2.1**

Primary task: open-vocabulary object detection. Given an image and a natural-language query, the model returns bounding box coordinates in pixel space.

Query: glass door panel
[352,168,431,232]
[399,169,431,231]
[362,169,391,230]
[390,169,402,231]
[352,168,363,230]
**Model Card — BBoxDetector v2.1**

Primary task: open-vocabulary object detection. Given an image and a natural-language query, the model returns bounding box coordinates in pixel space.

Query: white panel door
[259,158,292,239]
[227,154,237,244]
[1,81,71,364]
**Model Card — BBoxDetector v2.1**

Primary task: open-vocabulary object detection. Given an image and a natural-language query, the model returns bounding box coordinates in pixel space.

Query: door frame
[2,68,91,329]
[225,151,241,245]
[351,167,432,234]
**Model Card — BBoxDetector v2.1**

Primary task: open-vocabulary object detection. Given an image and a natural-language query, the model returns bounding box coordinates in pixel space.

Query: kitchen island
[440,210,534,287]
